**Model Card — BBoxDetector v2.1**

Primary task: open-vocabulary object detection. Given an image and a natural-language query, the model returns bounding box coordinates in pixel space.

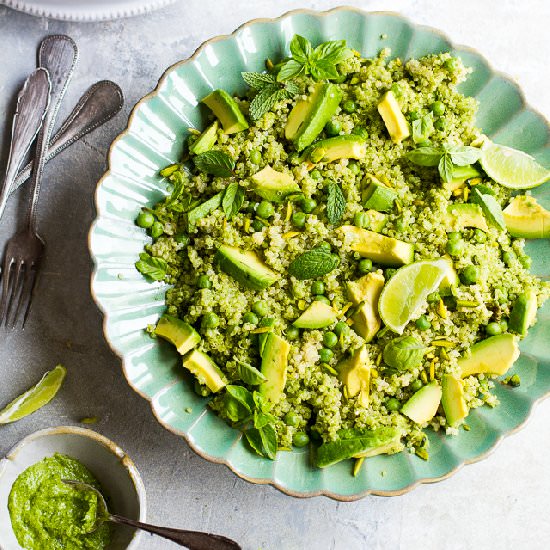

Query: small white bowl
[0,426,146,550]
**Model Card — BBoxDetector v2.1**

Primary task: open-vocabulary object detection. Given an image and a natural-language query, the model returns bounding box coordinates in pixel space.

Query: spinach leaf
[135,252,168,281]
[288,249,340,280]
[326,182,346,225]
[194,151,235,177]
[383,336,426,371]
[222,182,245,220]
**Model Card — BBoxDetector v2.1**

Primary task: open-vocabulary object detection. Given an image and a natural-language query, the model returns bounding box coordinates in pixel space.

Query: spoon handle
[11,80,123,193]
[110,514,242,550]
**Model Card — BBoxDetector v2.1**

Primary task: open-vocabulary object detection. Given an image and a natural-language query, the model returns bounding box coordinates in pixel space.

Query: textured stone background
[0,1,549,549]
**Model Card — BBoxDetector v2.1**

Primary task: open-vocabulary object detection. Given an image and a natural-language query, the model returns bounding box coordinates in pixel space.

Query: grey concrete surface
[0,1,549,549]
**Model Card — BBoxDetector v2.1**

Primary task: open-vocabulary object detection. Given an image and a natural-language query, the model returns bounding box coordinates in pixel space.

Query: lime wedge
[480,141,550,189]
[378,260,450,334]
[0,365,66,424]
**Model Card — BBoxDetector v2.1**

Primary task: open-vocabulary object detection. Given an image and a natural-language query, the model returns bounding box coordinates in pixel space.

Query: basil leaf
[223,385,255,423]
[326,182,346,225]
[405,146,443,167]
[249,84,282,121]
[187,191,223,230]
[135,253,168,281]
[277,59,304,82]
[446,145,482,166]
[290,34,312,63]
[412,113,434,144]
[244,424,277,460]
[438,153,454,183]
[254,410,277,429]
[241,71,276,90]
[236,360,266,385]
[288,249,340,280]
[252,391,272,414]
[313,40,353,64]
[222,182,245,220]
[470,188,506,230]
[383,336,426,371]
[311,59,340,81]
[194,150,235,177]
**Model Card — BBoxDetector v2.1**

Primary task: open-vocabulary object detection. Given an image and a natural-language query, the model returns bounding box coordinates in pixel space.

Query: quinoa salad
[134,35,550,472]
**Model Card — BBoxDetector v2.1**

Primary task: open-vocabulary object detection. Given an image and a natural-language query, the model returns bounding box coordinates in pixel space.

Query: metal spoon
[11,79,124,194]
[62,480,242,550]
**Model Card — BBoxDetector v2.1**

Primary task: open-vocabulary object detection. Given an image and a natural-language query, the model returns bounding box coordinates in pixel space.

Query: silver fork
[0,36,78,328]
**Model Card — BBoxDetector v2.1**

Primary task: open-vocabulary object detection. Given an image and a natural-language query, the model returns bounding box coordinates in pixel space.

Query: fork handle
[0,69,50,222]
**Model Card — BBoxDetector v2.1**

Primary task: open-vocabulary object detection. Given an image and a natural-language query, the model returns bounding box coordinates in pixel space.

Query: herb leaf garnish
[194,150,235,177]
[288,248,340,280]
[235,359,266,385]
[135,252,167,281]
[412,113,434,144]
[470,187,506,230]
[326,182,346,224]
[277,35,353,82]
[187,191,223,230]
[222,182,245,220]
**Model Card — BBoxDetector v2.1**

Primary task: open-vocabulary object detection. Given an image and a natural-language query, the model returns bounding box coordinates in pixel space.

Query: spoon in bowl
[62,480,242,550]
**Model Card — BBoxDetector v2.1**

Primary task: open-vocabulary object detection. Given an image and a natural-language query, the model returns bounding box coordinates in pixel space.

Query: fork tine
[0,259,15,327]
[17,266,39,329]
[5,261,25,329]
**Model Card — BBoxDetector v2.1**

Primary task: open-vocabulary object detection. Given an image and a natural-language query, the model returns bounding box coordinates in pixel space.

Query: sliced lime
[480,141,550,190]
[0,364,66,424]
[378,260,450,334]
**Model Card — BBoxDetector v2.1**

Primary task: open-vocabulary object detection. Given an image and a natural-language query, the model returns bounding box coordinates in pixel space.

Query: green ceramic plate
[89,7,550,499]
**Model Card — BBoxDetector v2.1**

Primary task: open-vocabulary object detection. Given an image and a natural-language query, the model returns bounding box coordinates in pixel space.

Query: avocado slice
[362,177,397,212]
[250,165,301,202]
[503,195,550,238]
[448,165,481,191]
[285,83,342,151]
[258,317,275,356]
[339,225,415,266]
[346,272,385,343]
[346,272,385,306]
[154,314,201,355]
[293,301,337,329]
[401,382,442,424]
[377,90,410,143]
[338,345,371,407]
[441,374,468,427]
[216,245,279,290]
[189,121,219,155]
[509,289,538,336]
[201,89,248,134]
[446,203,489,232]
[182,349,226,392]
[438,255,459,296]
[259,332,290,404]
[308,135,367,164]
[458,333,520,378]
[366,210,388,232]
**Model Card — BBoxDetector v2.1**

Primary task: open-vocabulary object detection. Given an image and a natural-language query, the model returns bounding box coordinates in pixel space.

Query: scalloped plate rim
[89,6,550,500]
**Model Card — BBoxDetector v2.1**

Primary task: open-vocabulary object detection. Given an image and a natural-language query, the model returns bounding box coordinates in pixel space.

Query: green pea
[444,58,459,72]
[314,295,331,305]
[323,331,338,348]
[519,255,532,270]
[256,200,275,219]
[202,312,219,329]
[409,110,420,121]
[325,120,342,136]
[342,99,356,113]
[286,325,300,341]
[358,258,373,274]
[385,268,397,279]
[351,126,368,139]
[474,229,487,243]
[174,233,190,246]
[252,300,269,317]
[310,169,322,181]
[427,291,441,304]
[150,221,164,239]
[385,397,401,411]
[434,118,447,131]
[136,210,155,228]
[252,219,265,232]
[500,319,508,332]
[197,274,212,289]
[502,251,516,266]
[448,231,462,242]
[242,312,259,325]
[292,212,306,228]
[311,281,325,295]
[415,315,431,331]
[445,239,464,257]
[301,197,317,214]
[486,322,502,336]
[334,321,348,338]
[194,380,211,397]
[285,412,300,427]
[317,242,332,253]
[348,161,360,175]
[292,432,310,448]
[319,348,334,362]
[431,101,446,116]
[460,265,479,285]
[410,380,423,392]
[250,149,262,164]
[354,211,369,228]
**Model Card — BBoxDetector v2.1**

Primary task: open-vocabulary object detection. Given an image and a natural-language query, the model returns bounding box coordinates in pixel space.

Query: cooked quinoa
[138,43,550,464]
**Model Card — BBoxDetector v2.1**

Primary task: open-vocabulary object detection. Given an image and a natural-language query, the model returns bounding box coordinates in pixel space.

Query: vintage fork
[0,36,78,328]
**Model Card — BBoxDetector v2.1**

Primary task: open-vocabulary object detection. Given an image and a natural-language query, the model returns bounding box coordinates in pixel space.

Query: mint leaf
[187,191,223,230]
[222,182,245,220]
[249,84,282,121]
[326,182,346,224]
[284,81,301,96]
[470,188,506,230]
[446,145,482,166]
[194,150,235,177]
[288,249,340,280]
[438,153,454,183]
[241,71,276,90]
[236,360,266,385]
[406,146,443,167]
[290,35,312,63]
[135,253,167,281]
[412,113,434,144]
[277,59,304,82]
[313,40,352,64]
[244,424,277,460]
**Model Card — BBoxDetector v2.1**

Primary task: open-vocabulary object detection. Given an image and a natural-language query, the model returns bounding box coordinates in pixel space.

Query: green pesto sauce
[8,453,111,550]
